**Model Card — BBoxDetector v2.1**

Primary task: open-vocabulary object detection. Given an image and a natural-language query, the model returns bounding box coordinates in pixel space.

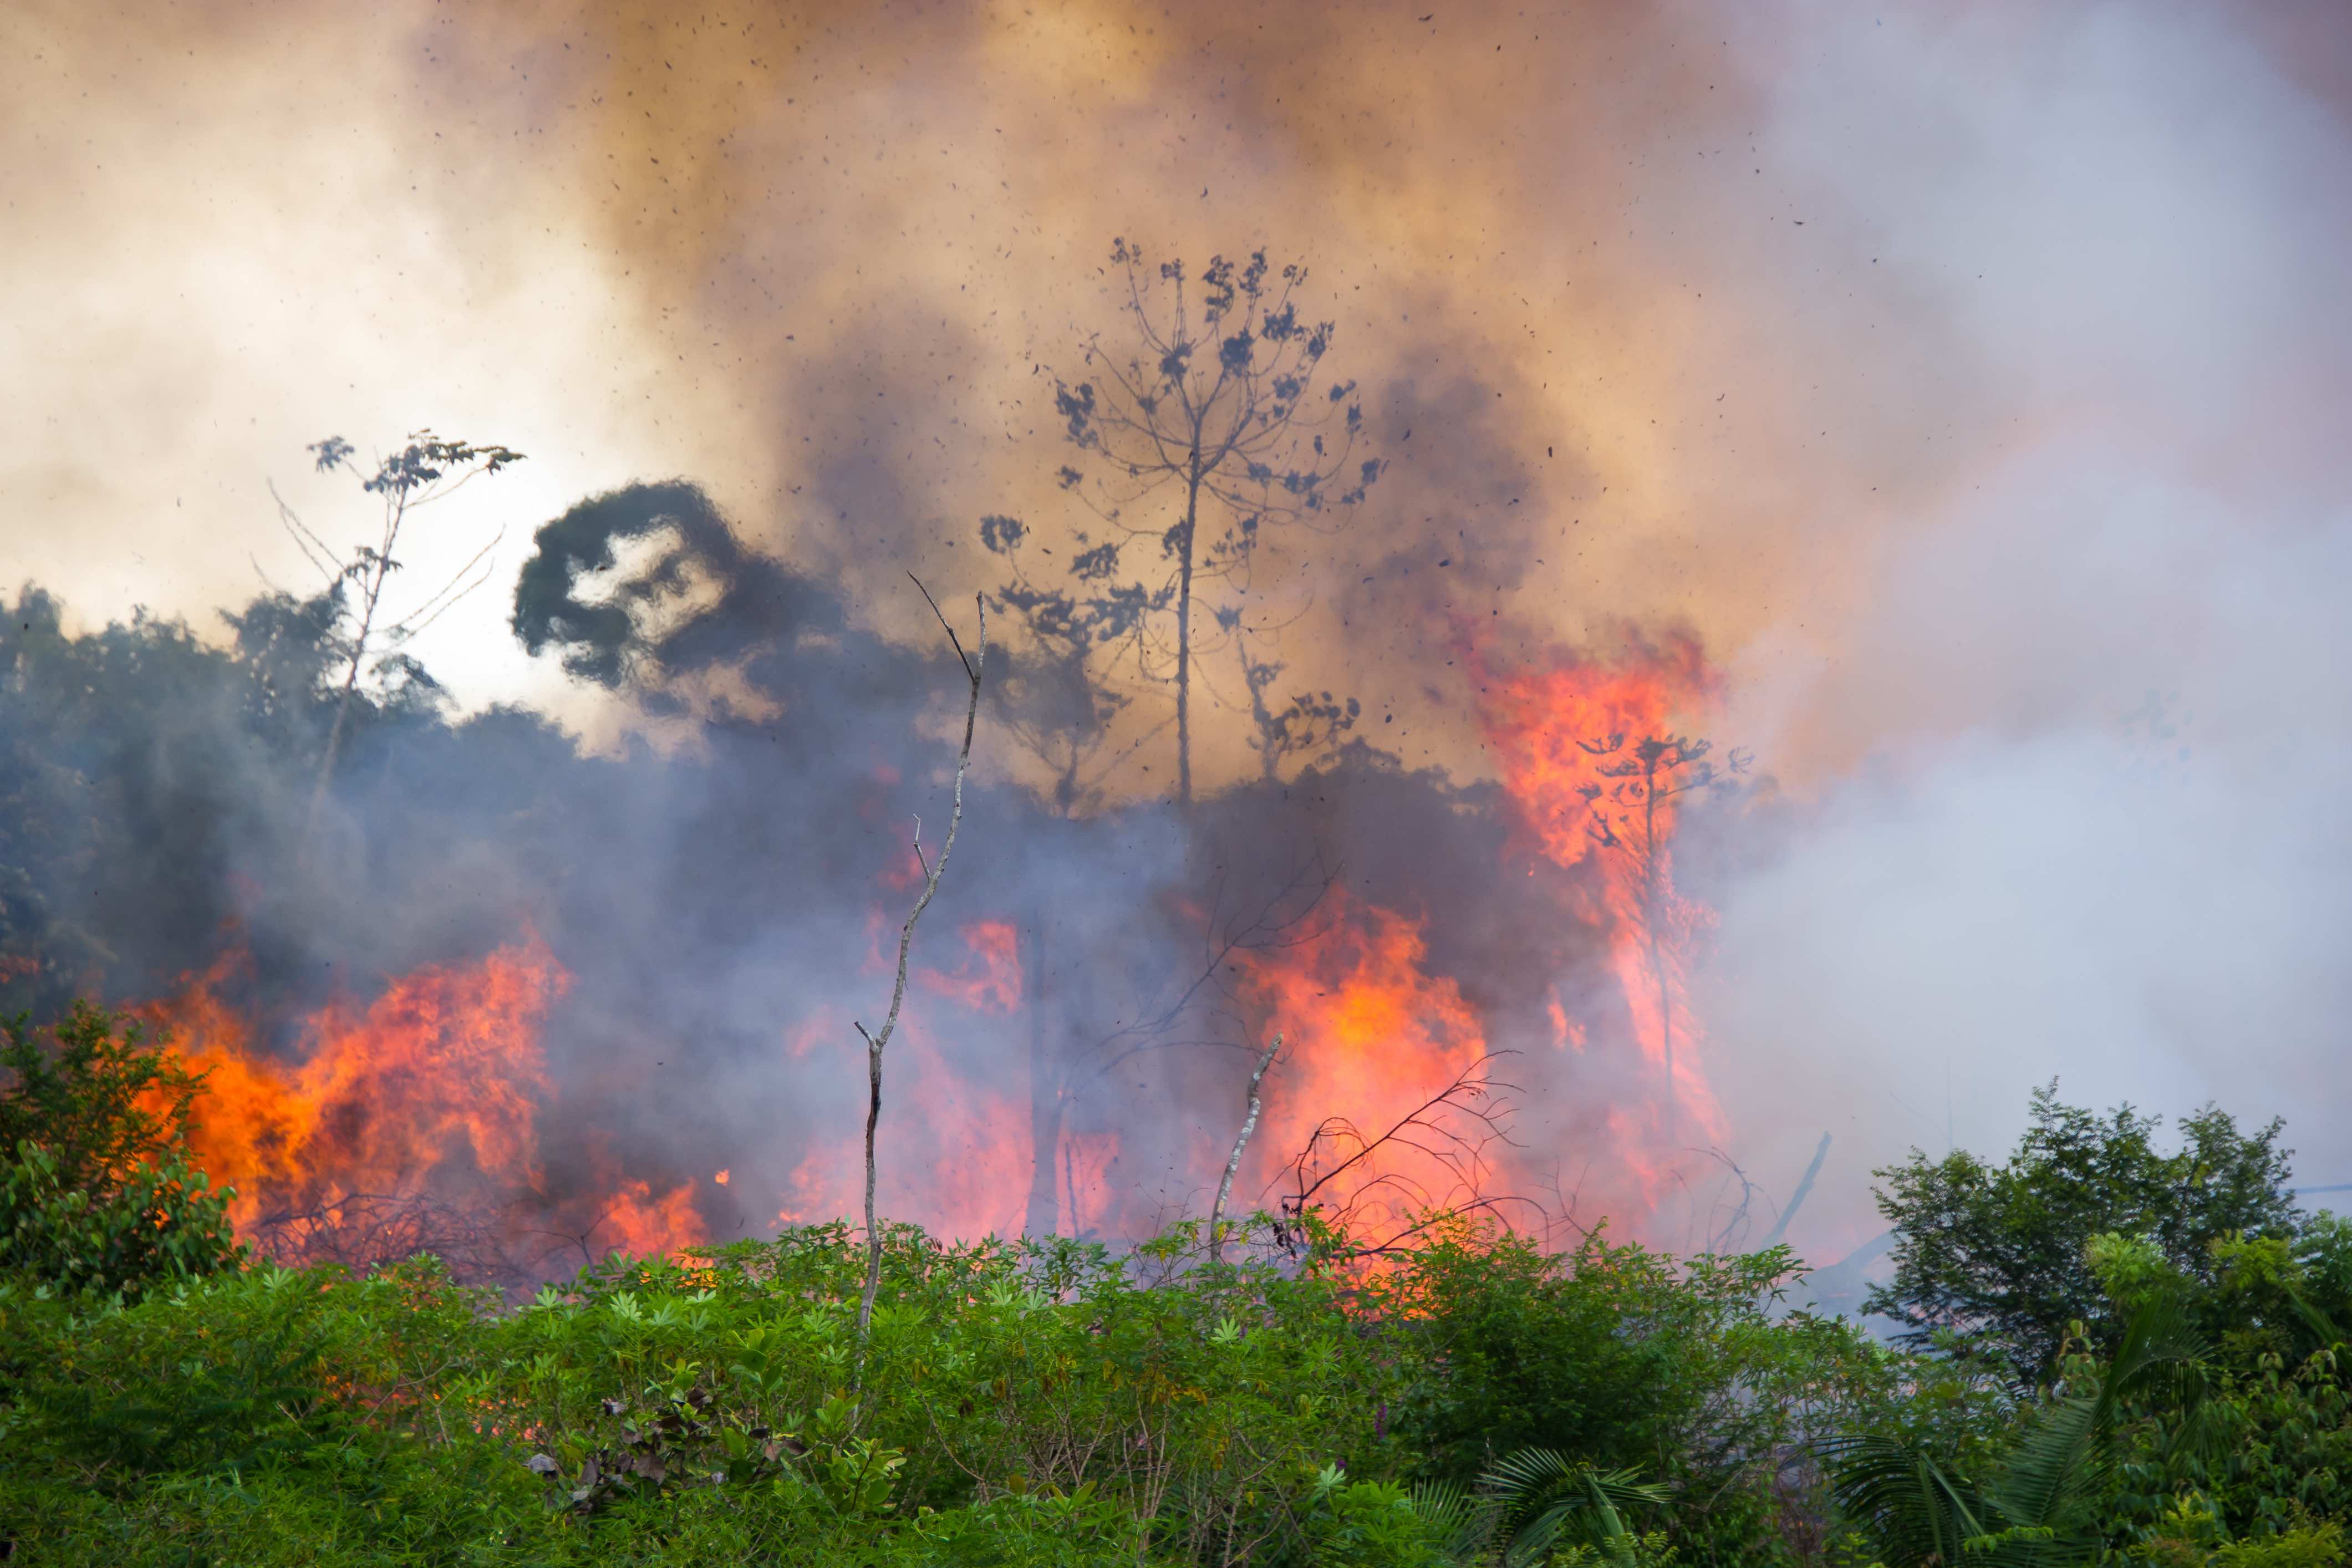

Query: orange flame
[140,938,566,1234]
[1233,892,1491,1236]
[916,919,1024,1013]
[1473,637,1729,1166]
[592,1174,705,1258]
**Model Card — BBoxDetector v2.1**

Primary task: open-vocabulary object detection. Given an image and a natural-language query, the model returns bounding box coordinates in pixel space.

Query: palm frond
[1834,1297,2215,1568]
[1409,1476,1500,1564]
[1823,1432,1993,1568]
[1478,1448,1670,1567]
[1975,1393,2105,1566]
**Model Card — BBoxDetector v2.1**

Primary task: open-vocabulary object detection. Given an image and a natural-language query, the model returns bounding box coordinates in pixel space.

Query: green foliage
[0,1003,243,1299]
[1,1001,206,1187]
[1373,1222,1898,1564]
[1299,1470,1460,1567]
[1866,1082,2303,1384]
[1545,1534,1682,1567]
[0,1142,241,1301]
[1476,1450,1671,1566]
[3,1081,2349,1566]
[0,1211,1923,1566]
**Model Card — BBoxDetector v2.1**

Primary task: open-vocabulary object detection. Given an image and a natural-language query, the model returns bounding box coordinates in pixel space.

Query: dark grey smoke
[3,480,1643,1275]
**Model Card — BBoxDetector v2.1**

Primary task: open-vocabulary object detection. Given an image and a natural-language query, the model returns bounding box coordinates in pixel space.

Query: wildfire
[916,919,1024,1013]
[114,634,1742,1273]
[777,919,1037,1239]
[1233,892,1493,1238]
[1473,632,1716,871]
[140,938,566,1235]
[592,1175,704,1258]
[1473,635,1730,1164]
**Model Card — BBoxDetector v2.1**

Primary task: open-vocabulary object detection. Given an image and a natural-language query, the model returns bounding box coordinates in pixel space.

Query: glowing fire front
[1473,635,1731,1162]
[127,636,1733,1268]
[139,938,706,1267]
[1230,892,1494,1240]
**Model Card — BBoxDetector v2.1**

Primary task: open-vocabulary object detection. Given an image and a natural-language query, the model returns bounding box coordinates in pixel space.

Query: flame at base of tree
[1473,634,1733,1172]
[1233,892,1503,1248]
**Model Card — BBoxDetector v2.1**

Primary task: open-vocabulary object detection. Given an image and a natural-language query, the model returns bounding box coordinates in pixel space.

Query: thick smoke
[1691,4,2352,1267]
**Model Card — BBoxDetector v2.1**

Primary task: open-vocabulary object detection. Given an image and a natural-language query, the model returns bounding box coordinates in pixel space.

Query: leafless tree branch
[1206,1031,1281,1265]
[854,586,989,1350]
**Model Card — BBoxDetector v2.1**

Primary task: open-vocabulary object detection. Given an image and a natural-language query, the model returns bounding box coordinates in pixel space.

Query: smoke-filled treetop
[982,240,1384,807]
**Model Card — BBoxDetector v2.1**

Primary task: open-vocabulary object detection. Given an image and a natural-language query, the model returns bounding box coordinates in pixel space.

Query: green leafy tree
[1,1002,206,1192]
[1866,1083,2302,1384]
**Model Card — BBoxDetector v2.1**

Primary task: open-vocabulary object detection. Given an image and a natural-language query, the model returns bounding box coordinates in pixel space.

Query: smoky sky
[6,0,2352,1264]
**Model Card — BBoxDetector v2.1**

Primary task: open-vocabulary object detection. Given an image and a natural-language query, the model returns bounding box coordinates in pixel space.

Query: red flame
[777,919,1039,1238]
[1233,892,1492,1236]
[592,1174,705,1258]
[1473,635,1730,1175]
[916,919,1024,1013]
[141,939,565,1235]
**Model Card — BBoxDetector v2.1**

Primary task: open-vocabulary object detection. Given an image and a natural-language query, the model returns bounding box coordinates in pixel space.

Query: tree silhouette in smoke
[1007,239,1384,807]
[1579,732,1749,1144]
[1226,609,1361,785]
[512,480,847,715]
[276,430,523,853]
[973,512,1149,818]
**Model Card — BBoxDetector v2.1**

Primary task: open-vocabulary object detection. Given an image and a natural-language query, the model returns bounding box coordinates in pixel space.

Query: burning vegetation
[0,241,1783,1284]
[36,609,1747,1284]
[0,543,1758,1290]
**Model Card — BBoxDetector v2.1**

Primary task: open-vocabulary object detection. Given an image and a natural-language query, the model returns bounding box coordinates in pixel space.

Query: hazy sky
[9,0,2351,1248]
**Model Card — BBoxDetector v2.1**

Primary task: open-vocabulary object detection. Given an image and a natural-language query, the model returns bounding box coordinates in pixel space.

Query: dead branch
[1269,1050,1533,1261]
[854,581,988,1347]
[1206,1031,1280,1264]
[1756,1132,1832,1254]
[245,1188,528,1291]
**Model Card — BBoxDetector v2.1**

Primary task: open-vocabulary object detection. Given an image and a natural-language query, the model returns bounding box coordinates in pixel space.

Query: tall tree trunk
[1643,757,1673,1147]
[300,553,390,857]
[1208,1033,1281,1264]
[1022,908,1063,1236]
[1174,456,1203,808]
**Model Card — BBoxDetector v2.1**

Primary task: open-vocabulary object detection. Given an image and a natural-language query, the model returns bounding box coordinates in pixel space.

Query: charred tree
[1032,240,1383,807]
[1579,734,1749,1145]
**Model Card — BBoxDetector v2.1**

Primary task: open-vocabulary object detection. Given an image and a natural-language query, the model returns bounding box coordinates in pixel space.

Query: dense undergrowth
[4,1007,2351,1566]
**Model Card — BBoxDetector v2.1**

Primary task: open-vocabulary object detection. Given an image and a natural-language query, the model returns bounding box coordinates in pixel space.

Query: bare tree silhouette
[1034,239,1383,806]
[276,430,522,854]
[853,581,986,1347]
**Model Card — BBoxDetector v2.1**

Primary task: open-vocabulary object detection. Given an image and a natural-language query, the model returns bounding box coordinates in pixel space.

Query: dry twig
[1206,1030,1281,1264]
[854,580,988,1347]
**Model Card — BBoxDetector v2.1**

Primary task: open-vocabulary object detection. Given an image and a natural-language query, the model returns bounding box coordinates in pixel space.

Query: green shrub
[1297,1472,1455,1567]
[0,1002,243,1299]
[0,1141,242,1299]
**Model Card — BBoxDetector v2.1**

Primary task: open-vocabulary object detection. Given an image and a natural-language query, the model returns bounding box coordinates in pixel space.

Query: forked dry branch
[1270,1050,1533,1261]
[853,579,988,1347]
